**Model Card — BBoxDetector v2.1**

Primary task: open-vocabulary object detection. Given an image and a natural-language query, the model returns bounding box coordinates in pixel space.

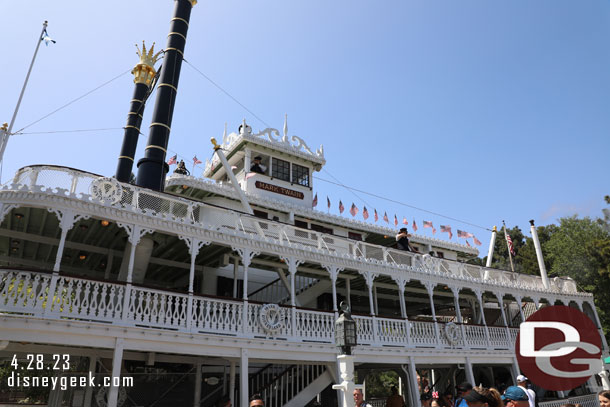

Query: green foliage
[363,370,400,398]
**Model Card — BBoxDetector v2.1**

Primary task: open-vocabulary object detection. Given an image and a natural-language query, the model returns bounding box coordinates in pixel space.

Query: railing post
[450,285,468,349]
[495,292,511,348]
[281,256,304,340]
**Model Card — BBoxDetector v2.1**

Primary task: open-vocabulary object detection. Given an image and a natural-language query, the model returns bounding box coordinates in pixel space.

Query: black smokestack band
[136,0,194,191]
[116,82,148,182]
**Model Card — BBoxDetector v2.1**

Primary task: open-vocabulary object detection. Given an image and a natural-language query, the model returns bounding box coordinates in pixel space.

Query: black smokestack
[136,0,195,191]
[115,42,161,183]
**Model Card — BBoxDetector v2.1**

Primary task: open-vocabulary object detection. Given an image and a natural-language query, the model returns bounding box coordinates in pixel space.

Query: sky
[1,1,609,254]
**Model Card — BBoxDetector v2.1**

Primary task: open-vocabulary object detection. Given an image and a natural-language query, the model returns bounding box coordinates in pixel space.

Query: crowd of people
[214,382,610,407]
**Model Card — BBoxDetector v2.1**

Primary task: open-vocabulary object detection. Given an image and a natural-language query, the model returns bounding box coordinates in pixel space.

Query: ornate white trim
[166,176,478,255]
[445,322,461,345]
[0,182,591,303]
[258,303,285,334]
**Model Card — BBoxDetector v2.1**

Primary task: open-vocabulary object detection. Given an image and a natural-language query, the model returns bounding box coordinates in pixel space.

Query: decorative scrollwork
[445,322,461,345]
[259,303,285,334]
[90,177,123,204]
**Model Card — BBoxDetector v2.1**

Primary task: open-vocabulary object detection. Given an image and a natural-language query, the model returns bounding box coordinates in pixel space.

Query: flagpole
[502,220,515,273]
[0,21,49,166]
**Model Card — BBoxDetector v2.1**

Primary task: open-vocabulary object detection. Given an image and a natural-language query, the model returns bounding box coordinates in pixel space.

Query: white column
[406,358,420,407]
[360,271,379,344]
[194,362,202,407]
[450,286,467,348]
[234,247,259,335]
[425,282,441,344]
[529,220,550,290]
[229,361,236,407]
[240,349,249,407]
[599,368,610,391]
[119,225,152,321]
[104,253,114,280]
[464,357,475,386]
[511,358,521,383]
[233,259,239,298]
[515,295,525,323]
[182,237,208,331]
[475,290,491,347]
[107,338,124,407]
[346,278,352,309]
[84,356,97,407]
[282,257,303,338]
[323,265,343,314]
[495,293,511,347]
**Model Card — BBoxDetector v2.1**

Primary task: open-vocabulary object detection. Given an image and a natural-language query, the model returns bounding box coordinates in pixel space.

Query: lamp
[335,301,357,355]
[100,220,110,227]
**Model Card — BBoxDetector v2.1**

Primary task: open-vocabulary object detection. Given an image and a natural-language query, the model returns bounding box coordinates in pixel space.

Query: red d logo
[516,305,602,391]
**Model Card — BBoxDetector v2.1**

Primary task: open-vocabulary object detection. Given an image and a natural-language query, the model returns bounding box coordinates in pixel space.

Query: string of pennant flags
[312,193,484,246]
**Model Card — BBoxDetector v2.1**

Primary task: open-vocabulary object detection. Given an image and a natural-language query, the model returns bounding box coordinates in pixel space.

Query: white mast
[483,225,497,280]
[503,220,515,273]
[0,21,49,166]
[529,219,550,289]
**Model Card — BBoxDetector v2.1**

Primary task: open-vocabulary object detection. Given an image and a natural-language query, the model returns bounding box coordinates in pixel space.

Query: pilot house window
[292,163,309,187]
[272,158,290,182]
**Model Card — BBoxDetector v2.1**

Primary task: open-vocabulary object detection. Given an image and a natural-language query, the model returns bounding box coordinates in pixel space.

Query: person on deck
[354,389,373,407]
[174,160,189,175]
[396,227,411,251]
[250,156,266,174]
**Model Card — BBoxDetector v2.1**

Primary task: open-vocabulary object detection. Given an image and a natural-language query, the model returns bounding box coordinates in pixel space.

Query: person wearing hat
[455,382,473,407]
[250,156,267,174]
[516,375,536,407]
[501,386,529,407]
[396,227,412,251]
[461,386,502,407]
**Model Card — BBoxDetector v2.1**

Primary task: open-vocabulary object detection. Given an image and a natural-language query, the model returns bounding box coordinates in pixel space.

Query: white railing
[6,165,580,296]
[0,268,526,350]
[539,394,599,407]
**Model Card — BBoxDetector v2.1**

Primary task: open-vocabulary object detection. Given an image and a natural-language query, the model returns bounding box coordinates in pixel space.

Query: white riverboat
[0,2,607,407]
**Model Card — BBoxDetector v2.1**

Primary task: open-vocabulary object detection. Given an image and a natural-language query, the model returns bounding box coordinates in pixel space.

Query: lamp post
[332,302,357,407]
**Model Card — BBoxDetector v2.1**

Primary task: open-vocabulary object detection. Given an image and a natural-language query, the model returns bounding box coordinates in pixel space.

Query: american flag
[339,200,345,214]
[394,215,398,226]
[167,154,177,165]
[457,230,474,239]
[350,203,358,217]
[473,236,482,246]
[432,227,436,234]
[412,220,418,232]
[402,217,408,225]
[423,221,433,229]
[362,206,369,220]
[505,230,516,256]
[312,193,318,208]
[440,225,453,239]
[383,212,389,223]
[192,155,202,165]
[374,209,379,222]
[466,240,471,247]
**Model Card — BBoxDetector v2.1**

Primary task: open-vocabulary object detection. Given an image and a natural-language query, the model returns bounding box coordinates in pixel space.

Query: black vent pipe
[136,0,195,191]
[115,42,161,183]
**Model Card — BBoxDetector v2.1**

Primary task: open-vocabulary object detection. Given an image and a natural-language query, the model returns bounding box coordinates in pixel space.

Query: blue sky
[1,1,609,252]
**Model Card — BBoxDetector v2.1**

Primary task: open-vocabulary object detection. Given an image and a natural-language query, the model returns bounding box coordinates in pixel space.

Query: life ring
[90,177,123,204]
[444,322,461,345]
[95,385,127,407]
[259,303,285,334]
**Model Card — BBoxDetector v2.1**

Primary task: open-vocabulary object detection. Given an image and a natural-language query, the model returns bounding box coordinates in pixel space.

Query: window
[311,224,333,235]
[272,158,290,181]
[291,163,309,187]
[253,210,268,219]
[348,232,362,241]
